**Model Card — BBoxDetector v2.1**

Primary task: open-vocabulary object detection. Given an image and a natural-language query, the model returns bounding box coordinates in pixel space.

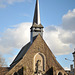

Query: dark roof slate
[10,42,31,67]
[31,23,44,28]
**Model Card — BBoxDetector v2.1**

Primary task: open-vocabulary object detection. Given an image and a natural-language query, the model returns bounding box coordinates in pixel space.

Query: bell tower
[30,0,43,43]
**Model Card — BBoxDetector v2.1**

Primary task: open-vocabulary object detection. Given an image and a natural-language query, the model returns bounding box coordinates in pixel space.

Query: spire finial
[33,0,41,25]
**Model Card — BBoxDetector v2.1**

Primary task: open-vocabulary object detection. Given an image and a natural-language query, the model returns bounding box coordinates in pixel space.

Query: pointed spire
[30,0,43,43]
[33,0,41,25]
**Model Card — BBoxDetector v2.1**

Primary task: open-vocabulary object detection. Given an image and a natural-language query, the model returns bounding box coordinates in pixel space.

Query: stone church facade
[6,34,67,75]
[0,0,68,75]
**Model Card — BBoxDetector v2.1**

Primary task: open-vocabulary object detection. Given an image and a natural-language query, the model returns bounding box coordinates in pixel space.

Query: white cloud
[0,0,31,8]
[0,22,31,55]
[44,9,75,55]
[0,23,72,57]
[59,30,75,45]
[62,9,75,31]
[58,9,75,48]
[44,26,72,55]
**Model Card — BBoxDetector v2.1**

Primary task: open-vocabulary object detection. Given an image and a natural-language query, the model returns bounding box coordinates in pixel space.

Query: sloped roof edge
[10,42,31,67]
[31,34,64,70]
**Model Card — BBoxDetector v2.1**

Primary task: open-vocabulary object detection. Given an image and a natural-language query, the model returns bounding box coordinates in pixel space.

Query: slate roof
[31,23,44,28]
[10,42,31,67]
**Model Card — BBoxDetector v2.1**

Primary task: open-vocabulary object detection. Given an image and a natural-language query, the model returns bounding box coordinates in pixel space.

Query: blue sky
[0,0,75,70]
[0,0,75,29]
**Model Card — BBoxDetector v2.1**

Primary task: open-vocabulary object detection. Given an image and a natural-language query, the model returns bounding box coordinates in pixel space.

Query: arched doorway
[58,72,62,75]
[34,52,46,74]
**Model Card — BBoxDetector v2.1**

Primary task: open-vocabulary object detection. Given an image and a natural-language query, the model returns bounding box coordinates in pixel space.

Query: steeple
[30,0,43,43]
[33,0,41,25]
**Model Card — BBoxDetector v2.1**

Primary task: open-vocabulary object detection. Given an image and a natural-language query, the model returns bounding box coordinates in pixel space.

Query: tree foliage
[0,55,7,67]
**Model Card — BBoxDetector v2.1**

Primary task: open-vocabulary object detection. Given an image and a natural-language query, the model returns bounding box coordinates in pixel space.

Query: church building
[0,0,68,75]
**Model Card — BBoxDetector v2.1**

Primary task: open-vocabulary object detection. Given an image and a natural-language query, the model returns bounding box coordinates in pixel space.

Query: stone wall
[0,67,9,75]
[6,35,67,75]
